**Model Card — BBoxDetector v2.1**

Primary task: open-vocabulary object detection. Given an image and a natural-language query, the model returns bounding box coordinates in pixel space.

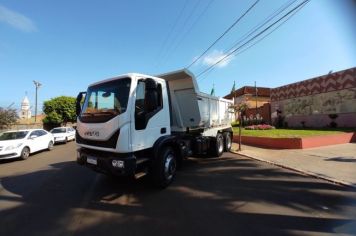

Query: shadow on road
[1,153,356,236]
[324,156,356,163]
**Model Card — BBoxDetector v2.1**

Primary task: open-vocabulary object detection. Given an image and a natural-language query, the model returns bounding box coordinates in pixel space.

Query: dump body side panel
[158,69,234,131]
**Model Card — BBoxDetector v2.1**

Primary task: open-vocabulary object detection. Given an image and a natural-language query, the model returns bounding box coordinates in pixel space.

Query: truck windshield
[80,78,131,123]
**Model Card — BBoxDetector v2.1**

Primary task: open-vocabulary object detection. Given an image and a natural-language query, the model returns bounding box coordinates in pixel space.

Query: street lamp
[33,80,42,122]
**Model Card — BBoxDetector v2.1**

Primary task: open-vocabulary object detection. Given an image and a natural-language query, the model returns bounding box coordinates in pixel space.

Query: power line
[196,0,298,79]
[154,0,189,69]
[159,0,203,67]
[166,0,215,61]
[197,0,304,80]
[186,0,260,69]
[197,0,311,79]
[235,1,305,57]
[229,0,298,52]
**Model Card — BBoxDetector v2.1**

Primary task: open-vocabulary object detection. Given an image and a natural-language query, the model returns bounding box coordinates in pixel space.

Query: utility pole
[33,81,42,122]
[255,81,258,121]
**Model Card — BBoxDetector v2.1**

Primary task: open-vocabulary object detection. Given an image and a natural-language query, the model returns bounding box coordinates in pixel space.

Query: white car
[0,129,54,160]
[50,127,76,144]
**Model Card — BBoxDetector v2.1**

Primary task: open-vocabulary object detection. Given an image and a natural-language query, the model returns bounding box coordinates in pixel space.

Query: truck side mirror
[76,92,86,116]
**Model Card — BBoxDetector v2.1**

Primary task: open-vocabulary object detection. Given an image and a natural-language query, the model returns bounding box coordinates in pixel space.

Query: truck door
[131,78,170,152]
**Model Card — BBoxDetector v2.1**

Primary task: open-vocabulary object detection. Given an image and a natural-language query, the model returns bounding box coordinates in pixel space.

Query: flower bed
[245,124,275,130]
[232,132,356,149]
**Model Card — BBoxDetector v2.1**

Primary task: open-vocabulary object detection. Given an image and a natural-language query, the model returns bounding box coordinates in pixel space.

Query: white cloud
[0,5,36,32]
[201,50,234,68]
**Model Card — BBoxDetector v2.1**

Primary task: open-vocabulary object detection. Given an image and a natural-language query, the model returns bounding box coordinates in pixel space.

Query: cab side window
[135,79,163,130]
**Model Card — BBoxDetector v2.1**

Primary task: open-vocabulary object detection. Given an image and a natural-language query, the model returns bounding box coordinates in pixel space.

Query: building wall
[235,94,270,109]
[245,103,271,124]
[271,68,356,127]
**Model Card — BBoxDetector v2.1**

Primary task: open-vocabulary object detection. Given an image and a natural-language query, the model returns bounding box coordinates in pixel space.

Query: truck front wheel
[151,146,177,188]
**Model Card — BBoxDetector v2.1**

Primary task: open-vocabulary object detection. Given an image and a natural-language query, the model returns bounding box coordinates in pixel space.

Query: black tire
[151,146,177,188]
[47,141,54,151]
[223,132,232,152]
[210,133,224,157]
[20,147,30,160]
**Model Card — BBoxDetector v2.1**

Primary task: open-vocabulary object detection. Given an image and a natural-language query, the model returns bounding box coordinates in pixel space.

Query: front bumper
[0,150,20,160]
[77,148,138,176]
[54,136,66,143]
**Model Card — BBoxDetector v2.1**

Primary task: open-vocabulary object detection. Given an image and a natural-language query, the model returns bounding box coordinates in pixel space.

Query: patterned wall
[270,68,356,127]
[271,68,356,102]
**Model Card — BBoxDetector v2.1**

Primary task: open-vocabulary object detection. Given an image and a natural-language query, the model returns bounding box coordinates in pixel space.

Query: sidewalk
[232,142,356,188]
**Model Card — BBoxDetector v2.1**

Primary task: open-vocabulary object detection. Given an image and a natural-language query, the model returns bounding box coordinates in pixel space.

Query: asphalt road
[1,142,356,236]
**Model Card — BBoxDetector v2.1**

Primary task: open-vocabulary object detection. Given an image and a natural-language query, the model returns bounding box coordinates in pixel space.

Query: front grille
[0,146,3,151]
[76,129,120,149]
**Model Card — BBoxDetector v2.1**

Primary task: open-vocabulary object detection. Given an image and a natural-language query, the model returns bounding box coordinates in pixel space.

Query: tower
[19,96,32,119]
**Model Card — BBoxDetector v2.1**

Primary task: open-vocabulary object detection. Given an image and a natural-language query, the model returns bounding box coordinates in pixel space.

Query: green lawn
[232,127,356,138]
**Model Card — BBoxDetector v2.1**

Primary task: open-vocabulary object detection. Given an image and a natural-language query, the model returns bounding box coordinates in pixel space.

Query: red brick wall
[245,103,271,124]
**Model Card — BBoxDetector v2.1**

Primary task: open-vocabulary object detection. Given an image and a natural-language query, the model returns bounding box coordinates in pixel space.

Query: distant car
[50,127,76,144]
[0,129,54,160]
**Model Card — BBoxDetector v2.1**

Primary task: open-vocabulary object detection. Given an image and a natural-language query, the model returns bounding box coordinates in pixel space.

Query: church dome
[22,96,30,105]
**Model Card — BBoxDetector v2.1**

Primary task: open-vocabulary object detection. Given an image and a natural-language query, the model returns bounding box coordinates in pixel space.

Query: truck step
[134,171,147,179]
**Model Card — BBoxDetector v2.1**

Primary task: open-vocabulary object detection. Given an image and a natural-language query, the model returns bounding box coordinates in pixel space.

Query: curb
[231,149,356,189]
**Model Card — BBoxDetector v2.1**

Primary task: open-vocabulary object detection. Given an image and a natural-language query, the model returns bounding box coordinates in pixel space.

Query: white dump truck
[75,69,234,187]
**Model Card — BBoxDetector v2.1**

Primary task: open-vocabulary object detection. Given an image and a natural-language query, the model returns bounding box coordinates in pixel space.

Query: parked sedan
[0,129,54,160]
[50,127,76,144]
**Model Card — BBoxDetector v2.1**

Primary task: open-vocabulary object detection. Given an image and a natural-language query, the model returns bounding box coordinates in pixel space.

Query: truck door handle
[161,128,166,134]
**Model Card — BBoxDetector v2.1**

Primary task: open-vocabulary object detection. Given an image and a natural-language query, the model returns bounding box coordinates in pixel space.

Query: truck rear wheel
[151,146,177,188]
[210,133,224,157]
[223,132,232,152]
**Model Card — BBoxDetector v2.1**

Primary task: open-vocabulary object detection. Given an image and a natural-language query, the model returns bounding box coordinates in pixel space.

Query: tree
[0,107,18,129]
[42,96,76,126]
[229,101,248,151]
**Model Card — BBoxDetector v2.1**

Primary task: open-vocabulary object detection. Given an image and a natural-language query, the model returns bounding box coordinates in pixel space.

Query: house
[224,86,271,124]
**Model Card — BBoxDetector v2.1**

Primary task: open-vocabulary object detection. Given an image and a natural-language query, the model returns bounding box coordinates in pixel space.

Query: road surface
[1,142,355,235]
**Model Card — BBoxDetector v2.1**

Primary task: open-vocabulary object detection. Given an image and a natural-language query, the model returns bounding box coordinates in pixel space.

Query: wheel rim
[23,148,29,158]
[48,141,53,149]
[164,153,176,181]
[218,136,224,153]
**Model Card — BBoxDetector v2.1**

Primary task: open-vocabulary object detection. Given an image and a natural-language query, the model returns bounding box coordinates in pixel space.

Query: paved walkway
[232,142,356,188]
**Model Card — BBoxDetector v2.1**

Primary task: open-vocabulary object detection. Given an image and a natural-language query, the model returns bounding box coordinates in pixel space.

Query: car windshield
[51,128,66,133]
[80,78,131,123]
[0,131,29,140]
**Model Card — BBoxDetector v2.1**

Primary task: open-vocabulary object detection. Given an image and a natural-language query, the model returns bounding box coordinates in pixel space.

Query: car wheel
[20,147,30,160]
[47,141,54,151]
[150,146,177,188]
[64,137,68,144]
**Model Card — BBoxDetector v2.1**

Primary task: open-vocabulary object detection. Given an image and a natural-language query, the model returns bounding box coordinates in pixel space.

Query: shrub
[231,121,239,127]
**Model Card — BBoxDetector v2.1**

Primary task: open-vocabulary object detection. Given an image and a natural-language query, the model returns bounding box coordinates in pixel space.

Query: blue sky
[0,0,355,113]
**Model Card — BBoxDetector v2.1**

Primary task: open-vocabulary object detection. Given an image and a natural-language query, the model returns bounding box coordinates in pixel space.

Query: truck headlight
[5,143,23,151]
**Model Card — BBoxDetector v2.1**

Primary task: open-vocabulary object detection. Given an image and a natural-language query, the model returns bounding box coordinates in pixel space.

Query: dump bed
[158,69,234,132]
